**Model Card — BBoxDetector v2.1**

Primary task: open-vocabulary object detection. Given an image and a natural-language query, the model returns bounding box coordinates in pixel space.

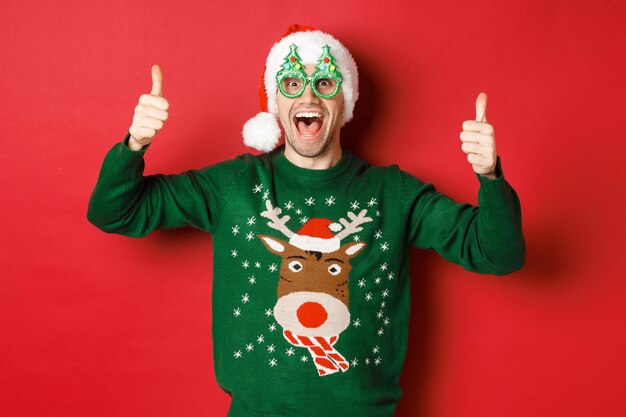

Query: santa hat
[242,24,359,152]
[289,218,343,253]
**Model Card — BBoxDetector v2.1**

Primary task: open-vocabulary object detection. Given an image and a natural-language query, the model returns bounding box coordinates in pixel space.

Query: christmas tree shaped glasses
[276,44,344,99]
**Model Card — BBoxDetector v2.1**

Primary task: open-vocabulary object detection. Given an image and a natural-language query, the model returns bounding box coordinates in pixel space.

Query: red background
[2,0,625,416]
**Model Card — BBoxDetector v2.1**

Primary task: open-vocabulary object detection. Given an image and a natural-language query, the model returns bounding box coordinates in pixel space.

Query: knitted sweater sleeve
[87,133,250,237]
[402,156,525,275]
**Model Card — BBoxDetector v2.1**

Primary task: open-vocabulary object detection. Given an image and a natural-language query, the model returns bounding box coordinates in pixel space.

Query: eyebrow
[324,258,344,263]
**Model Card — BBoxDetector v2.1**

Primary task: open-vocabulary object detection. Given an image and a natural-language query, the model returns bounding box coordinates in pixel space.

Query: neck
[283,138,343,170]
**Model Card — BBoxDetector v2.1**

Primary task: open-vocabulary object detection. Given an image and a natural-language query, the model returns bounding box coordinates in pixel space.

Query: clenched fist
[128,65,169,151]
[459,92,498,179]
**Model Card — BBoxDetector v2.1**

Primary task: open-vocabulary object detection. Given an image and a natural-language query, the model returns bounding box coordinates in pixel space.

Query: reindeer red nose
[296,302,328,328]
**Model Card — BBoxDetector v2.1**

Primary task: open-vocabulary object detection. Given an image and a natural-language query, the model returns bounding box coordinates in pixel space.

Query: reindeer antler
[260,200,295,238]
[334,209,373,241]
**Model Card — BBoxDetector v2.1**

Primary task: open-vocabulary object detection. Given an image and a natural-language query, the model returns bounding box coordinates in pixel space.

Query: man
[88,24,524,417]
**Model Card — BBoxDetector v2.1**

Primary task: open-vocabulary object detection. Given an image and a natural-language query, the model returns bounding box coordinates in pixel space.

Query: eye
[315,78,336,95]
[328,264,341,275]
[289,260,303,272]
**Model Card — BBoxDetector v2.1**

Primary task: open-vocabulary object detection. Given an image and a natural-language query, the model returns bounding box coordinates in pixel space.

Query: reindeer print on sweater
[258,199,370,376]
[227,186,395,377]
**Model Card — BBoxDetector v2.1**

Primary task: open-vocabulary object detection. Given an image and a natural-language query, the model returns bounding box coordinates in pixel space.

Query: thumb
[151,64,163,97]
[475,92,488,123]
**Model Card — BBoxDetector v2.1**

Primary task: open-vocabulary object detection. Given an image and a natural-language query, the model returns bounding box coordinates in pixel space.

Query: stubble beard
[285,131,332,158]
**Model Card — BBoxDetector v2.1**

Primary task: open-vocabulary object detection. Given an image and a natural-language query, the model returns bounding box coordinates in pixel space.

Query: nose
[296,301,328,328]
[301,83,319,103]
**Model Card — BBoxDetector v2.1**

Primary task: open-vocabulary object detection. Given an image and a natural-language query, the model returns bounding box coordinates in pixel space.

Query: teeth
[295,111,323,118]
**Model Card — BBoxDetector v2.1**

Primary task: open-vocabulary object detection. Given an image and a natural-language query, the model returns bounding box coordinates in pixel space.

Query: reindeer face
[259,235,366,337]
[259,235,366,305]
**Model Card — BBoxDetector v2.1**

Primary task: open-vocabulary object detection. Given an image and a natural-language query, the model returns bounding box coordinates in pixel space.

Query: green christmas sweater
[87,134,525,417]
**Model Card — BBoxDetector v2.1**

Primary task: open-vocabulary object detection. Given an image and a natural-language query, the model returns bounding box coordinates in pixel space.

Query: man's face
[276,65,345,159]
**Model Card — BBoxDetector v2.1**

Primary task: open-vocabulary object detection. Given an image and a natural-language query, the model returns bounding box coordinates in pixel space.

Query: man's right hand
[128,64,169,151]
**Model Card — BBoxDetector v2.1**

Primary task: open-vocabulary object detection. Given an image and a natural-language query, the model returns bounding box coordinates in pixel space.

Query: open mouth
[293,111,324,139]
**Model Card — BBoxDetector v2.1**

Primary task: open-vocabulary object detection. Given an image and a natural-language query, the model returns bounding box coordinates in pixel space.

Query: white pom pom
[328,223,342,233]
[242,112,281,152]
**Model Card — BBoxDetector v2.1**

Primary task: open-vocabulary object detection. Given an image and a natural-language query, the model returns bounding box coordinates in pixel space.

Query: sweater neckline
[273,145,353,182]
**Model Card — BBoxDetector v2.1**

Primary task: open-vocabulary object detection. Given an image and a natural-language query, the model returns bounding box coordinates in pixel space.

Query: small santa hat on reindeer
[289,218,343,253]
[242,24,359,152]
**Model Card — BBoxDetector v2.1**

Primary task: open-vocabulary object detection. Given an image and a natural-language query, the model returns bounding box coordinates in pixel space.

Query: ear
[341,241,366,258]
[258,234,288,255]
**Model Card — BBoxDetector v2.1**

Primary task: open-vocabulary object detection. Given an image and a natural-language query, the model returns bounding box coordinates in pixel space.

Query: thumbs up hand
[459,92,498,179]
[128,65,169,151]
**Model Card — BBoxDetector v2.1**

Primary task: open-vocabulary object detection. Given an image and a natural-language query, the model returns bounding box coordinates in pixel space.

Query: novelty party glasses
[276,44,343,99]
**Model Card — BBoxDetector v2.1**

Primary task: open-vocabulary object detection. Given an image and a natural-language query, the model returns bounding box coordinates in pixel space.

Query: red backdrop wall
[2,0,625,416]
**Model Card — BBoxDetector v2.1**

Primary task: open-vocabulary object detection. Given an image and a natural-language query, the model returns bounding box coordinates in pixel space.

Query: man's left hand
[460,92,498,179]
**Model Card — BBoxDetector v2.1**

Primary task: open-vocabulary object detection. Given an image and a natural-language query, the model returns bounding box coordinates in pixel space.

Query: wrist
[479,172,498,180]
[127,135,146,151]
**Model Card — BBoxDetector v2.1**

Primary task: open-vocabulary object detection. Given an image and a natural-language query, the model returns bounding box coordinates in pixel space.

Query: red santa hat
[242,24,359,152]
[289,218,343,253]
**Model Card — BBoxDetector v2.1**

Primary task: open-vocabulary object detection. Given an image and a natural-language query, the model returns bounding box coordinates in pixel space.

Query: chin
[286,130,334,158]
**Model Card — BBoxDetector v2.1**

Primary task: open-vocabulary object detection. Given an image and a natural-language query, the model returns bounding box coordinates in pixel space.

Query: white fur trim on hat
[289,235,341,253]
[265,30,359,125]
[242,112,281,152]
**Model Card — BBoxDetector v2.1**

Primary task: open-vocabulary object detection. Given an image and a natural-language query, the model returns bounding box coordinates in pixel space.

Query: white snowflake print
[245,231,254,241]
[234,350,242,358]
[358,278,366,288]
[253,184,263,193]
[246,216,256,226]
[284,201,294,210]
[305,197,315,206]
[375,277,382,285]
[387,272,395,280]
[380,301,386,308]
[286,347,295,356]
[365,292,373,301]
[248,276,256,284]
[353,318,361,327]
[367,198,377,207]
[377,328,385,336]
[264,308,273,317]
[384,317,390,326]
[242,293,250,304]
[262,189,270,200]
[351,358,359,367]
[376,310,384,319]
[325,196,336,206]
[299,216,309,224]
[380,262,388,271]
[232,225,240,235]
[382,289,389,298]
[267,344,276,353]
[372,346,380,354]
[374,229,382,239]
[376,210,381,217]
[365,358,370,365]
[353,235,361,242]
[242,260,250,269]
[269,358,277,367]
[233,308,241,317]
[380,242,390,251]
[375,357,382,366]
[268,263,278,272]
[257,335,265,344]
[231,249,238,257]
[268,323,277,332]
[295,208,302,215]
[255,262,262,268]
[301,356,308,362]
[350,200,360,210]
